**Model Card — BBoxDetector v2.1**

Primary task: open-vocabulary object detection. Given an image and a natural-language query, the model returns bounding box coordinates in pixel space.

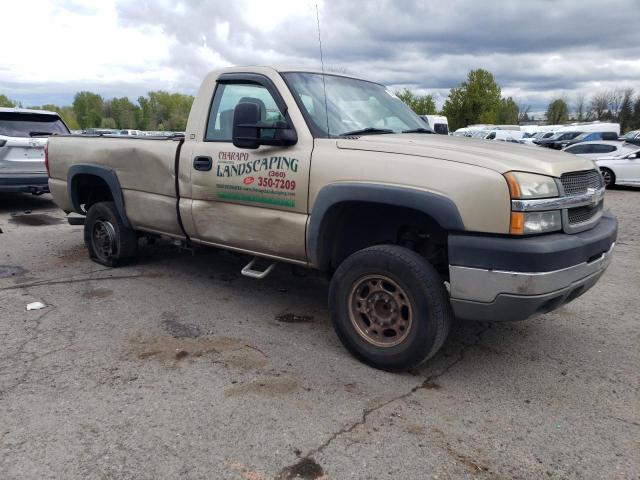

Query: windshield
[573,132,592,141]
[471,130,490,138]
[0,112,69,137]
[622,130,638,139]
[282,72,428,137]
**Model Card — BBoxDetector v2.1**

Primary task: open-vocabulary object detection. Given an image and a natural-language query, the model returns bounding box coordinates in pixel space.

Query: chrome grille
[560,170,603,195]
[568,202,602,225]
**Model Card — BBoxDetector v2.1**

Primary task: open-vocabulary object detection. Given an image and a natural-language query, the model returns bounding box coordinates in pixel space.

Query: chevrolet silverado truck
[47,67,617,371]
[0,107,70,194]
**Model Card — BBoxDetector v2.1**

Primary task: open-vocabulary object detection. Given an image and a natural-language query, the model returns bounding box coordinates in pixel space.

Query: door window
[566,144,589,154]
[205,83,285,141]
[592,144,616,154]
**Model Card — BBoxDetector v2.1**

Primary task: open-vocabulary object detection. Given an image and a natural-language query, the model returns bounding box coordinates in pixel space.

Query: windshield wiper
[402,128,433,134]
[29,131,53,137]
[339,127,394,137]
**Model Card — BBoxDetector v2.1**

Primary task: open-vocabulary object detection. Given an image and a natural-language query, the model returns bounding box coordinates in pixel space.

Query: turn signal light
[510,212,525,235]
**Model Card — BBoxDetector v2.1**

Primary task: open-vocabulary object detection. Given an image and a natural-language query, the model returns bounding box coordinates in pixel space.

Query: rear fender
[67,164,131,228]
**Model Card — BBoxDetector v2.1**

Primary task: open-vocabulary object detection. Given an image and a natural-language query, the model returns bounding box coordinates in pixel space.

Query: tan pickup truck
[47,66,617,371]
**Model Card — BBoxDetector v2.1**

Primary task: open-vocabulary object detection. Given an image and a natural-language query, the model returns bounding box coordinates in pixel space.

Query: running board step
[241,257,276,279]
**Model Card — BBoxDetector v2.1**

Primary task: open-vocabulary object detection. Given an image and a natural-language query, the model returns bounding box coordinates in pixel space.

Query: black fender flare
[67,164,131,228]
[306,182,465,267]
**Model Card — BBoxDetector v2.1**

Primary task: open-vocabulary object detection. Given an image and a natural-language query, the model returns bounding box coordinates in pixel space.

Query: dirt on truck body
[46,66,617,371]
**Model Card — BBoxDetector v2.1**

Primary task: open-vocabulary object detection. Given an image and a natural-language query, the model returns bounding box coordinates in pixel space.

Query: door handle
[193,156,213,171]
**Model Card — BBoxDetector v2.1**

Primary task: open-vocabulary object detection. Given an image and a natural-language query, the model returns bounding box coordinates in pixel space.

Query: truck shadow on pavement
[128,236,549,380]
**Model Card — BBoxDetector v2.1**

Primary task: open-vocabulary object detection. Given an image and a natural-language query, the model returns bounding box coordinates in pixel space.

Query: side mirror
[232,102,261,149]
[232,102,298,150]
[628,153,639,159]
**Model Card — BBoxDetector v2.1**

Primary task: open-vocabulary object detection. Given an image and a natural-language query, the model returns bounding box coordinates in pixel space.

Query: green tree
[100,117,117,129]
[497,97,519,125]
[442,69,502,130]
[545,99,569,124]
[0,94,16,107]
[59,106,80,130]
[104,97,140,129]
[138,91,194,131]
[618,89,634,133]
[632,96,640,131]
[395,89,437,115]
[73,91,104,129]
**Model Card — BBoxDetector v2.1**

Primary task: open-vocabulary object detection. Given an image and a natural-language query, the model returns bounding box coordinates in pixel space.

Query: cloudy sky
[2,0,639,113]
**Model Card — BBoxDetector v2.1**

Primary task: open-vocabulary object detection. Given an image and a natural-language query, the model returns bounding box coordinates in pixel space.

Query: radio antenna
[316,4,330,136]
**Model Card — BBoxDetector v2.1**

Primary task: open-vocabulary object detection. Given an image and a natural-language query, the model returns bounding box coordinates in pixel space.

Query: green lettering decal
[218,191,295,207]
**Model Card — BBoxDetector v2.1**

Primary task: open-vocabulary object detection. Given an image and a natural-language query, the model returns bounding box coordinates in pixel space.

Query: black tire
[600,168,615,188]
[329,245,452,371]
[84,201,138,267]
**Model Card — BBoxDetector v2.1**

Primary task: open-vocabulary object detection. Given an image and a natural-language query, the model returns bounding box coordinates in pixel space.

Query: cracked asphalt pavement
[0,190,638,479]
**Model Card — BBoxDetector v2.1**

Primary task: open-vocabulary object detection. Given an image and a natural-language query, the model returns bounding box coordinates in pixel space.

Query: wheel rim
[92,220,117,260]
[602,170,612,186]
[348,274,413,348]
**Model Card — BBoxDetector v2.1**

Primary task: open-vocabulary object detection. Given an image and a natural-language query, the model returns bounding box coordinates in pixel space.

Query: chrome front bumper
[447,213,617,322]
[450,242,614,303]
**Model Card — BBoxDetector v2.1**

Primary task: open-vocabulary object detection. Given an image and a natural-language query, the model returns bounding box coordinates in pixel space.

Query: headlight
[504,171,558,199]
[505,171,562,235]
[510,210,562,235]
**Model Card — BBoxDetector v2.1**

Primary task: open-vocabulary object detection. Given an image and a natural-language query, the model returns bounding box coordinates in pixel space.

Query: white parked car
[562,141,636,160]
[596,148,640,187]
[0,108,69,194]
[470,129,524,142]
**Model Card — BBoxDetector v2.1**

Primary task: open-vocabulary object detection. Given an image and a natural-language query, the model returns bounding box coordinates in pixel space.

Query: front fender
[306,182,464,266]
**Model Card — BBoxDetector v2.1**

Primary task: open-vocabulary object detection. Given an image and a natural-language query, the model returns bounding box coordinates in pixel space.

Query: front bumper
[448,212,617,321]
[0,174,49,194]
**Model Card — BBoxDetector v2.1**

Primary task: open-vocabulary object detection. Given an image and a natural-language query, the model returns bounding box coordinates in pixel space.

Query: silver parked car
[0,108,70,194]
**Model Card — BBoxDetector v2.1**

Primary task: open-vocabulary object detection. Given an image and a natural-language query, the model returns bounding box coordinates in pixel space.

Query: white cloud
[1,0,639,111]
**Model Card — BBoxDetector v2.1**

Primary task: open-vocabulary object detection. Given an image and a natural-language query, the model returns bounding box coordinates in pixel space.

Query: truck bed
[48,135,186,237]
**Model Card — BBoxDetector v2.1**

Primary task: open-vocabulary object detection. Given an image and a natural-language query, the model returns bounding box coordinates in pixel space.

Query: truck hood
[336,134,593,177]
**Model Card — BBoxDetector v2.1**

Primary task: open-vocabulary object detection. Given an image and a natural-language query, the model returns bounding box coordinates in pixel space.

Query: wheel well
[71,174,114,213]
[316,202,449,277]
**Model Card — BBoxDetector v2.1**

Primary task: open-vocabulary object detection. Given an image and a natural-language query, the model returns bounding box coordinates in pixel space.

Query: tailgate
[0,136,47,175]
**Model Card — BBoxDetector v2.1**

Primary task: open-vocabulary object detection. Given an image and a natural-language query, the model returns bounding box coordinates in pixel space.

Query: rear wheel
[84,201,137,267]
[329,245,452,371]
[600,168,615,188]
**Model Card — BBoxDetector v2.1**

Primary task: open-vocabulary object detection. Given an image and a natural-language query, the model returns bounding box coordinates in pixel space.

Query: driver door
[188,77,311,262]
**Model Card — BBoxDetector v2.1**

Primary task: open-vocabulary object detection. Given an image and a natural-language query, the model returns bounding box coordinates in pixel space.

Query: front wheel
[329,245,452,371]
[84,201,138,267]
[600,168,615,188]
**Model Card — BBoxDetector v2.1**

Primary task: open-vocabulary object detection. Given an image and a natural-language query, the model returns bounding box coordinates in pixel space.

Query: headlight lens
[511,211,562,235]
[504,171,559,199]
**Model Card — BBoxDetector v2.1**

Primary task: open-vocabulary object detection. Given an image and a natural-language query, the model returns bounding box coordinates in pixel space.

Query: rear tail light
[44,143,50,176]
